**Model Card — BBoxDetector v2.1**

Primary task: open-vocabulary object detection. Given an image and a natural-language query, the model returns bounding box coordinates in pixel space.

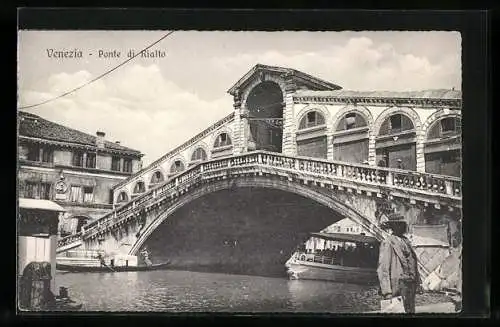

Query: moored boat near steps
[285,232,380,284]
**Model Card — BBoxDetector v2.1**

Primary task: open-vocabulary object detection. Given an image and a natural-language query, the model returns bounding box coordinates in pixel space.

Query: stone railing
[57,231,83,249]
[57,151,461,248]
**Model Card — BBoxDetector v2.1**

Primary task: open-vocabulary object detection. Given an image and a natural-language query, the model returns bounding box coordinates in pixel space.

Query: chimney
[96,131,105,148]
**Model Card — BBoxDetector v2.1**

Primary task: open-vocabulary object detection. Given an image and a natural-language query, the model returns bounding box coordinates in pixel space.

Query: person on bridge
[377,214,421,314]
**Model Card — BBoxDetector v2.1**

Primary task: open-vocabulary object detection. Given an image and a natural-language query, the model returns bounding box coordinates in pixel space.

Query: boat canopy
[18,198,66,212]
[310,232,379,244]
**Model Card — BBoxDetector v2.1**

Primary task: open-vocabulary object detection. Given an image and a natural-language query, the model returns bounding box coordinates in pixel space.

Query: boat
[56,248,170,273]
[56,261,170,273]
[285,232,380,284]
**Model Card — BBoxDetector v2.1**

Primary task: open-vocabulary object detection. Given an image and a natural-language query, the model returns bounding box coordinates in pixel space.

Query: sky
[17,31,461,166]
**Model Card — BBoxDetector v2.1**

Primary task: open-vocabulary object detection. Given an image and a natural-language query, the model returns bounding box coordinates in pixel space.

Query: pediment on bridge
[227,64,342,97]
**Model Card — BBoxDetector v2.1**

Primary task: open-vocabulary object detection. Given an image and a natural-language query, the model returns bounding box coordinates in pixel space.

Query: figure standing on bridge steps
[377,214,422,314]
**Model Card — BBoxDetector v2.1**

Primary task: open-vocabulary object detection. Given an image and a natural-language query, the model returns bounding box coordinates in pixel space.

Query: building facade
[17,111,143,236]
[107,64,461,246]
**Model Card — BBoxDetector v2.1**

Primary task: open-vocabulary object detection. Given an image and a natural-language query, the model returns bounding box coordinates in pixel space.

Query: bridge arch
[331,105,373,164]
[129,176,385,256]
[189,142,210,165]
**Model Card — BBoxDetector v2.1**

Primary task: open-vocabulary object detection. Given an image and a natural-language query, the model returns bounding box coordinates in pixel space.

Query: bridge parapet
[57,151,461,249]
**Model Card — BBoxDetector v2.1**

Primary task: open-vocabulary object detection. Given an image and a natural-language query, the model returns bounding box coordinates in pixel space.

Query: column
[39,147,44,162]
[282,74,297,156]
[119,158,124,172]
[82,152,88,168]
[415,130,426,173]
[232,90,245,155]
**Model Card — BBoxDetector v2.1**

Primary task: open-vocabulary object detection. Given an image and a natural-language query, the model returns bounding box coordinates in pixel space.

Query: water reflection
[56,269,380,312]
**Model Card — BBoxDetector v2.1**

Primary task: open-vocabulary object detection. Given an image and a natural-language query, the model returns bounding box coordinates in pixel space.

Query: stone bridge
[57,151,461,261]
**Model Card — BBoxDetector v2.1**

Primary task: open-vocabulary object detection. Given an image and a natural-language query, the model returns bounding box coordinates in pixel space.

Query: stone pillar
[282,74,297,156]
[39,147,43,162]
[416,130,426,173]
[82,152,87,168]
[119,158,124,172]
[232,90,245,155]
[327,134,334,161]
[368,130,377,166]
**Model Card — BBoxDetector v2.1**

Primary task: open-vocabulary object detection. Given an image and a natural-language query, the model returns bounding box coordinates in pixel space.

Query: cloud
[19,64,233,166]
[210,36,461,91]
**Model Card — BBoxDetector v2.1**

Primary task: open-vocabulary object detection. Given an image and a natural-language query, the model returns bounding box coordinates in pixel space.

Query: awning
[310,232,379,244]
[407,234,450,248]
[18,198,66,212]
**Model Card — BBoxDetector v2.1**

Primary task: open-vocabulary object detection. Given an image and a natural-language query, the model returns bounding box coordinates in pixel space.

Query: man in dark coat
[377,214,421,313]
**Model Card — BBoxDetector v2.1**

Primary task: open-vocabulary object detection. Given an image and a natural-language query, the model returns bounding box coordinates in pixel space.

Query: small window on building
[86,153,96,168]
[214,133,232,147]
[170,160,185,174]
[111,156,120,171]
[150,171,164,184]
[24,182,50,199]
[24,182,37,199]
[70,186,82,203]
[117,191,128,203]
[83,187,94,203]
[39,183,51,200]
[123,159,132,173]
[73,151,84,167]
[390,114,402,131]
[300,111,326,129]
[191,147,208,161]
[133,181,146,194]
[441,117,456,134]
[41,148,53,163]
[345,113,357,130]
[27,144,40,161]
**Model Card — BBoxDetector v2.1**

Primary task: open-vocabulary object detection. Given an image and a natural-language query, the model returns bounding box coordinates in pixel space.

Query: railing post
[258,153,262,164]
[294,158,299,170]
[445,180,453,195]
[175,177,179,187]
[386,171,393,186]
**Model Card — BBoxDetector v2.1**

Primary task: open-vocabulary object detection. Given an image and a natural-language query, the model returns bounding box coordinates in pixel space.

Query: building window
[27,145,40,161]
[41,148,53,163]
[191,147,208,161]
[111,156,121,171]
[441,117,456,134]
[379,114,415,136]
[24,182,51,200]
[214,133,232,147]
[83,187,94,203]
[70,186,82,202]
[150,171,164,184]
[345,113,357,130]
[123,159,132,173]
[117,191,128,203]
[133,181,146,194]
[390,114,402,131]
[86,153,96,168]
[73,151,84,167]
[299,111,326,129]
[170,160,185,174]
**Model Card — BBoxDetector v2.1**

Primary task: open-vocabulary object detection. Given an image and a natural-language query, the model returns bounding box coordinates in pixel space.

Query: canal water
[55,269,384,312]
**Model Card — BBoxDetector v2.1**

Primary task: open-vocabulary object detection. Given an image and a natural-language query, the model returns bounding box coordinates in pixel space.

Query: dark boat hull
[56,262,170,273]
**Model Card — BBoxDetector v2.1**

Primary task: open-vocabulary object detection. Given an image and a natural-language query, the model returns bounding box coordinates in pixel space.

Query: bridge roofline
[227,64,342,96]
[293,89,462,108]
[111,112,235,191]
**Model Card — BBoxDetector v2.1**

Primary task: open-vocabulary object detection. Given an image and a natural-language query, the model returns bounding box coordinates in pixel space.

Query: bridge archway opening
[245,81,284,153]
[424,117,461,177]
[376,113,417,171]
[140,187,375,278]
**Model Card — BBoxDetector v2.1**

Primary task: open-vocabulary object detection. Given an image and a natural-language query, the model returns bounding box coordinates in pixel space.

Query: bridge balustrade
[57,151,461,249]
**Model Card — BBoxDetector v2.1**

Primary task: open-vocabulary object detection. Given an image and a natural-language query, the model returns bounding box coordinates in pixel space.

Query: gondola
[56,261,170,273]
